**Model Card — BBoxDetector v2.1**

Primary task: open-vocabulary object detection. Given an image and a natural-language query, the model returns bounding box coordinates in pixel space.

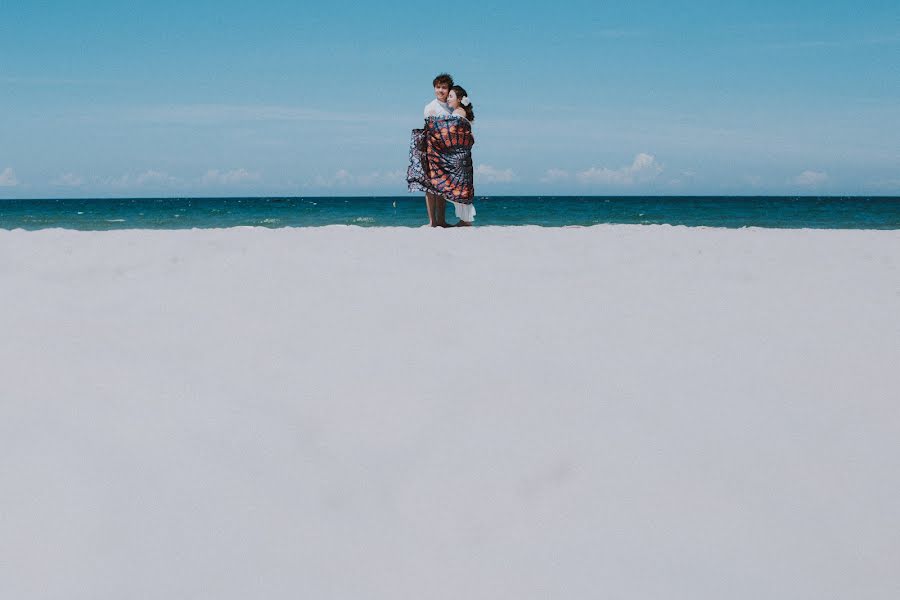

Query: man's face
[434,84,450,103]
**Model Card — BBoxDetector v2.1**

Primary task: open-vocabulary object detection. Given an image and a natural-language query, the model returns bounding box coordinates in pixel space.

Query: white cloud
[0,76,102,85]
[326,169,351,187]
[765,34,900,50]
[311,169,404,188]
[137,170,177,186]
[314,169,352,187]
[134,104,391,125]
[354,170,404,186]
[200,168,260,186]
[101,174,132,188]
[475,164,516,183]
[100,170,180,189]
[667,170,697,187]
[52,173,85,187]
[576,153,663,185]
[867,177,900,190]
[541,168,570,183]
[791,170,829,186]
[0,167,19,187]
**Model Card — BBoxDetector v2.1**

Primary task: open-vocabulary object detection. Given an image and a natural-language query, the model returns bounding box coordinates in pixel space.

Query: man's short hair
[433,73,454,88]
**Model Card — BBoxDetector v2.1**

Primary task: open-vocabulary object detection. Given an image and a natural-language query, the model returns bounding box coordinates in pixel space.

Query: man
[423,73,453,227]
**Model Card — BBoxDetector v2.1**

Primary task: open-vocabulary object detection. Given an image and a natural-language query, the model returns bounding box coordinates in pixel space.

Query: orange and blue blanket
[407,115,475,203]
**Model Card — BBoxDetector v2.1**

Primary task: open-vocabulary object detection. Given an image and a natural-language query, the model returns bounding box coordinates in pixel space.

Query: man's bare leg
[434,196,448,227]
[425,193,436,226]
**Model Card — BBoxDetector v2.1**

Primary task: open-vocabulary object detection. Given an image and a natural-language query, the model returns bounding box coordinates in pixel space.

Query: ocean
[1,196,899,230]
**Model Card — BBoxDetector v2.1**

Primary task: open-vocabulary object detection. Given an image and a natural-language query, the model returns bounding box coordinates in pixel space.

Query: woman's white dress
[451,198,476,222]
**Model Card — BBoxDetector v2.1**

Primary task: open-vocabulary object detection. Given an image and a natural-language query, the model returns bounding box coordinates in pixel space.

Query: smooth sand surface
[1,225,899,599]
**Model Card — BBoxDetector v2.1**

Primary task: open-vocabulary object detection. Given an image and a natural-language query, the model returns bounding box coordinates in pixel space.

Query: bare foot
[456,220,472,227]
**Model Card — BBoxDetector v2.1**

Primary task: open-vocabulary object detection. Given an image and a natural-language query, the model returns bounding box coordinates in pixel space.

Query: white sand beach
[1,225,899,599]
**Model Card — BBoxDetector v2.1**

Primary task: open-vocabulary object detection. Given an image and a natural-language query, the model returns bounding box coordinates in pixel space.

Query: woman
[407,85,476,226]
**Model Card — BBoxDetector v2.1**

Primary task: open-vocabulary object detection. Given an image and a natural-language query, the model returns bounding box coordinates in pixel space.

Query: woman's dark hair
[451,85,475,122]
[433,73,454,88]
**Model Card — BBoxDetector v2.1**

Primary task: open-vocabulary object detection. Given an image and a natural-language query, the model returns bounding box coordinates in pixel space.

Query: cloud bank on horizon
[1,1,898,197]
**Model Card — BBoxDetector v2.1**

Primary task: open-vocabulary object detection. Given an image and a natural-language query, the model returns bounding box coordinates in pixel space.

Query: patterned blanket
[407,115,475,203]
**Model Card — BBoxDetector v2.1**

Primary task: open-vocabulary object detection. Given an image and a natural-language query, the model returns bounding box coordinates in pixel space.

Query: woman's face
[447,90,459,109]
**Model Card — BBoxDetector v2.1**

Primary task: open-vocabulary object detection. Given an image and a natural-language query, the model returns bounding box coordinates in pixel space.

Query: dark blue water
[1,197,898,230]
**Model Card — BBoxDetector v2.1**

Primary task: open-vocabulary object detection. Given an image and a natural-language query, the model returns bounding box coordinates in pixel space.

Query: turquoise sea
[1,197,899,230]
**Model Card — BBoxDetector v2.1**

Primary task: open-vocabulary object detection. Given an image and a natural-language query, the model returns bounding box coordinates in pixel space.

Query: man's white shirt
[424,98,451,118]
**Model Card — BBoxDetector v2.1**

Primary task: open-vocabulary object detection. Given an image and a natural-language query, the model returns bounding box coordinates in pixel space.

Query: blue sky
[1,0,898,197]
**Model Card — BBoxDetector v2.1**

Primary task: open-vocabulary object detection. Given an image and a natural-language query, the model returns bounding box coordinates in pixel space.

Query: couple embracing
[407,73,476,227]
